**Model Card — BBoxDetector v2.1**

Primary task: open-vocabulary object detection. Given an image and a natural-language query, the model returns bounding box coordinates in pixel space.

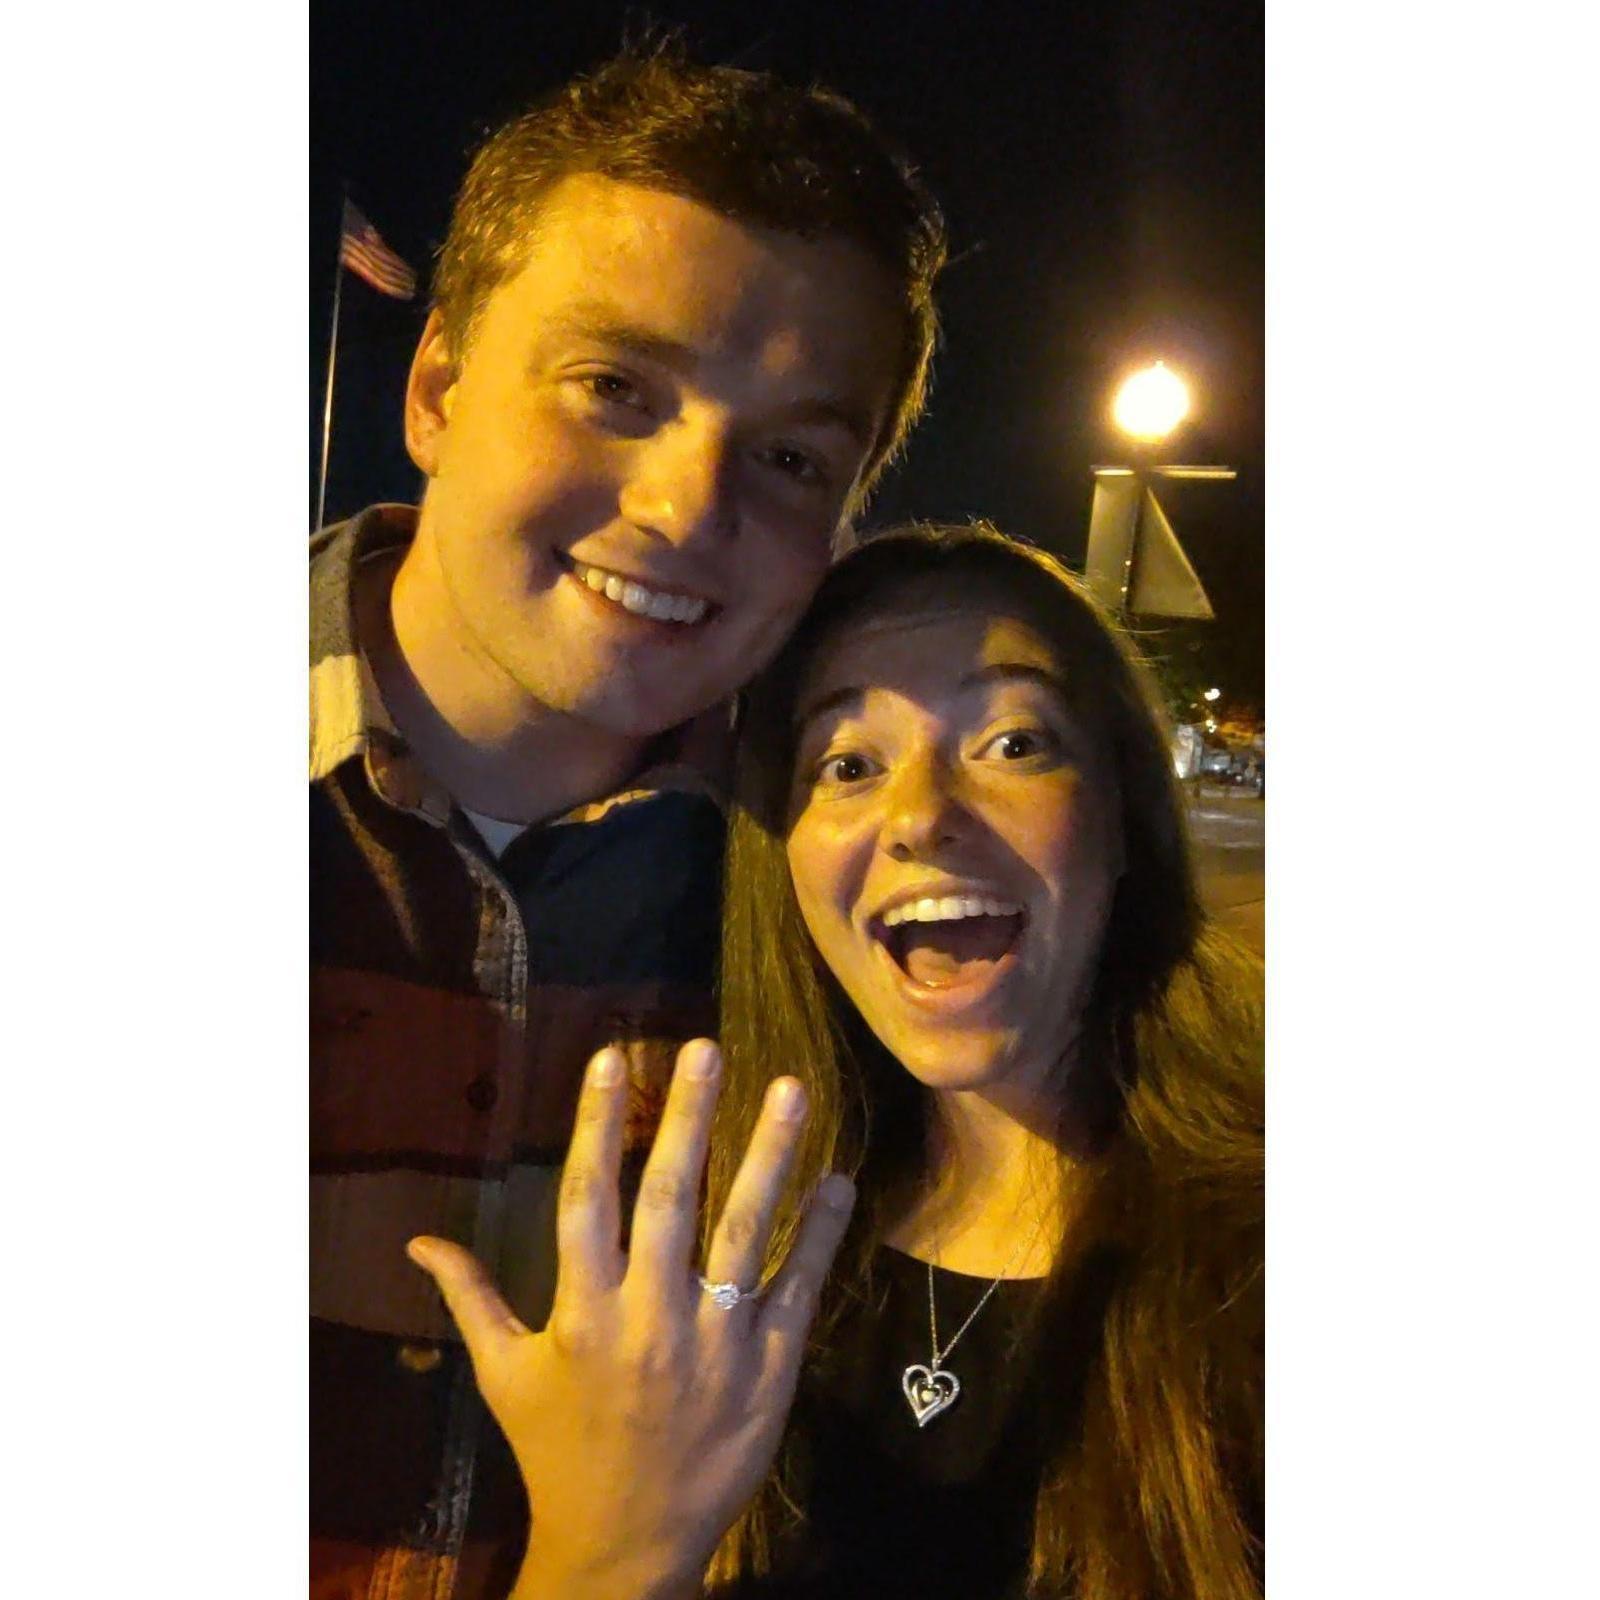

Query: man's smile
[560,552,716,626]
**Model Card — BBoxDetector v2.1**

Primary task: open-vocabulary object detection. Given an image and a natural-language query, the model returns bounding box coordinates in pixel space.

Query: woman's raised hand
[407,1039,855,1600]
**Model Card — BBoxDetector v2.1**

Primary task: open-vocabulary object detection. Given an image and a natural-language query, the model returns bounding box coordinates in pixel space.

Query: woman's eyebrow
[793,684,863,734]
[958,662,1071,700]
[795,663,1068,732]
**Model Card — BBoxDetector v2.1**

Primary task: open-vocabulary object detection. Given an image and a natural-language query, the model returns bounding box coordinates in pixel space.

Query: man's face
[404,174,905,738]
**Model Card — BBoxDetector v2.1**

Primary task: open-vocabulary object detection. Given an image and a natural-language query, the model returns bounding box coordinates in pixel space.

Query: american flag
[339,200,418,300]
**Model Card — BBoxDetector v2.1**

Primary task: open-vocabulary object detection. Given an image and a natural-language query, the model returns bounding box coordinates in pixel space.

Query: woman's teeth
[881,896,1023,928]
[570,559,709,624]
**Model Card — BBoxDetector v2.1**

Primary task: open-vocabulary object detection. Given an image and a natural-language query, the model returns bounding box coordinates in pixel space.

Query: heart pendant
[902,1363,961,1427]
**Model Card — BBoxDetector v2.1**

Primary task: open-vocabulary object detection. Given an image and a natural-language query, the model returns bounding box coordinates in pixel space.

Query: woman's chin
[872,1024,1026,1096]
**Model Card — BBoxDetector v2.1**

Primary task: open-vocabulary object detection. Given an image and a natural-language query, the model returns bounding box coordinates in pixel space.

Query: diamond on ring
[700,1277,752,1309]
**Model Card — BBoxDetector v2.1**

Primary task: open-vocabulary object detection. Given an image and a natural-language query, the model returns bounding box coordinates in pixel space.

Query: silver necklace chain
[926,1232,1032,1369]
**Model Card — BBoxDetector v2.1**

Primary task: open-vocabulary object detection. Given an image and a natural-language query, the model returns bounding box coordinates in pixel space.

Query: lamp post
[1086,360,1232,619]
[1110,364,1188,611]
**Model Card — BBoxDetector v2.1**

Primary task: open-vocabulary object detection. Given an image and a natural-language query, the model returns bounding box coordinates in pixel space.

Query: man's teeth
[571,560,708,624]
[881,896,1023,928]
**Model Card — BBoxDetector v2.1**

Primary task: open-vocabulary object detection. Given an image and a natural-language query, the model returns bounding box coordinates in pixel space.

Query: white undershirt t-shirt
[461,807,528,859]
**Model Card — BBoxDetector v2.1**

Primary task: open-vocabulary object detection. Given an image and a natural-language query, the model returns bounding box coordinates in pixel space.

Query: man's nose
[617,421,737,547]
[881,759,965,862]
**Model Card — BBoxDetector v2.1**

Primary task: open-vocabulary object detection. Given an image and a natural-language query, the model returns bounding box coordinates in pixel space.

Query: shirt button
[465,1074,497,1113]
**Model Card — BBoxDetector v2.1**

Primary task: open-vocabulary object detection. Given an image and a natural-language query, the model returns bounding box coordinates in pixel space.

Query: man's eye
[584,373,645,408]
[762,445,826,485]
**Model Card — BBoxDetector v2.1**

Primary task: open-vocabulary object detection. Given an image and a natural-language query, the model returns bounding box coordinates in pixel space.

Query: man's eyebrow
[776,396,872,447]
[547,306,699,372]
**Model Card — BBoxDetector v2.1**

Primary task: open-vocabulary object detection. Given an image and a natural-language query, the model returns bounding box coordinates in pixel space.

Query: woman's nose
[880,760,965,862]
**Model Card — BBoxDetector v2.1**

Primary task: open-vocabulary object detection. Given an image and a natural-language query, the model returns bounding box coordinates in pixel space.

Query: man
[310,46,945,1599]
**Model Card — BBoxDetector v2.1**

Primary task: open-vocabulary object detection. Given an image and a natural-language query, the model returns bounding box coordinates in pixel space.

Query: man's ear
[404,307,458,478]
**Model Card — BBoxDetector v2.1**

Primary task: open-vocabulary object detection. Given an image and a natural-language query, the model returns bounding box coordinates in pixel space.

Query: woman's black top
[733,1245,1073,1598]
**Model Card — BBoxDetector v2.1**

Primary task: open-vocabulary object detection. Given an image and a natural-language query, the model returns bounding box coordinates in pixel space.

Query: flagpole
[315,191,346,532]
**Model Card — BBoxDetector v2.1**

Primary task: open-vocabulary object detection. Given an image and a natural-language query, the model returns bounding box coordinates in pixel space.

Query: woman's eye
[817,752,873,785]
[982,728,1056,761]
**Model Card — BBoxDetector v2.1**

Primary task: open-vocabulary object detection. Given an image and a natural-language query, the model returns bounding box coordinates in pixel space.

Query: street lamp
[1088,359,1227,618]
[1112,361,1190,444]
[1203,686,1221,702]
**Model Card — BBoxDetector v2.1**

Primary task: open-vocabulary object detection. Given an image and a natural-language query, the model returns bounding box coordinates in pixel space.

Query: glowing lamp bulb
[1112,361,1190,442]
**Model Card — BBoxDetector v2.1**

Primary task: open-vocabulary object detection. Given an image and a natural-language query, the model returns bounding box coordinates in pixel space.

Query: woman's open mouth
[872,897,1026,994]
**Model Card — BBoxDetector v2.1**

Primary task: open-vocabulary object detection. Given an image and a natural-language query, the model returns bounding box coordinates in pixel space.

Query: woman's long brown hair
[703,524,1263,1598]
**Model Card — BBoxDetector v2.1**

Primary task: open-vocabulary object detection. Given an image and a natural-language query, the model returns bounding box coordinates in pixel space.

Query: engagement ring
[699,1276,756,1309]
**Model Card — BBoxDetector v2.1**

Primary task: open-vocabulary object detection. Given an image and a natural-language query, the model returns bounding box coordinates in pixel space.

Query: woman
[412,523,1262,1600]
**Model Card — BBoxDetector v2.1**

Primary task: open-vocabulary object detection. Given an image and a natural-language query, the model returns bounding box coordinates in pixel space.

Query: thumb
[407,1236,530,1360]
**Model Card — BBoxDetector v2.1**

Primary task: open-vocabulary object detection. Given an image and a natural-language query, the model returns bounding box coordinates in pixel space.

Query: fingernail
[406,1237,433,1267]
[683,1040,722,1081]
[589,1048,624,1088]
[772,1078,806,1120]
[820,1174,855,1210]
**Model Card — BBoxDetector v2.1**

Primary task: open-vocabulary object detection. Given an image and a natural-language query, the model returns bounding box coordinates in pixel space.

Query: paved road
[1187,788,1264,956]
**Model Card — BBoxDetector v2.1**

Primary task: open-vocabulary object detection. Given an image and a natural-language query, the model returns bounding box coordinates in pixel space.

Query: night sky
[311,0,1263,709]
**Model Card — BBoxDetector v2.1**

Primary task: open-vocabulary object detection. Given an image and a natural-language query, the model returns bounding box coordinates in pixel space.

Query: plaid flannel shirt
[310,506,724,1599]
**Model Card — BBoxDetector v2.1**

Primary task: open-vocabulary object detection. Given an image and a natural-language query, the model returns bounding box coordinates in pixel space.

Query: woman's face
[784,588,1124,1104]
